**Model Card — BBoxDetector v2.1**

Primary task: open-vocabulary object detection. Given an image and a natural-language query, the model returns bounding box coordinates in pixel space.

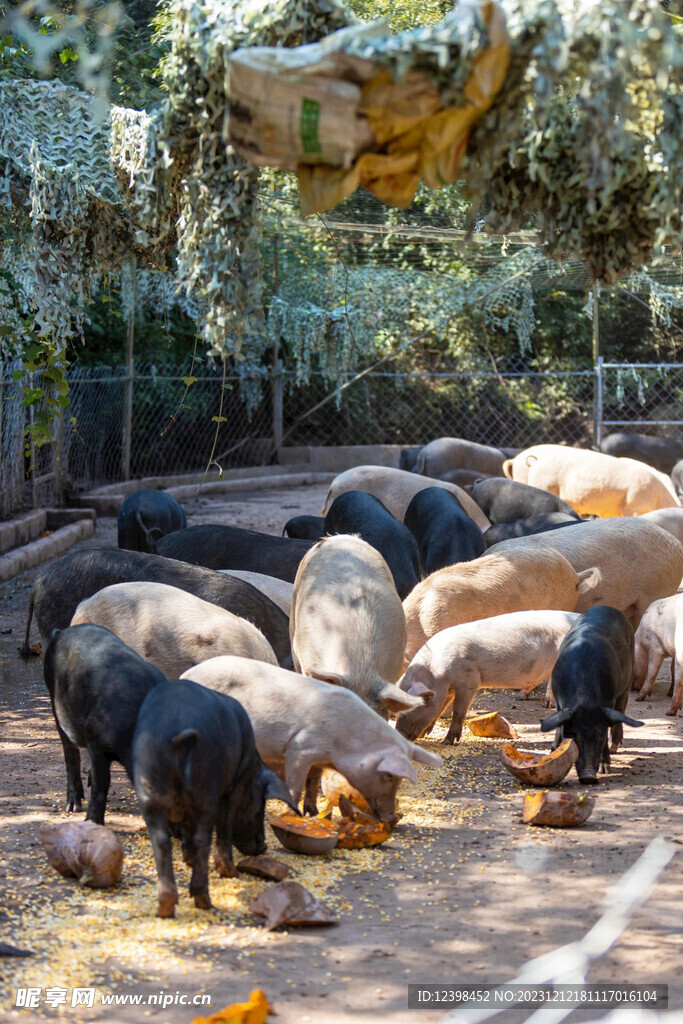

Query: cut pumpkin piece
[501,738,578,786]
[466,711,517,739]
[337,818,393,849]
[270,813,339,854]
[522,790,596,828]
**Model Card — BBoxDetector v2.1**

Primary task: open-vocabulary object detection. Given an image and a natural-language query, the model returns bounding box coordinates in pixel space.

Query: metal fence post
[271,234,282,459]
[594,356,604,448]
[273,358,284,452]
[53,408,64,505]
[0,373,4,518]
[122,259,136,481]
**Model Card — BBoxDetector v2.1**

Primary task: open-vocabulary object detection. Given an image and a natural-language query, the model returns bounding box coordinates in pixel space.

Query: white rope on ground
[443,837,677,1024]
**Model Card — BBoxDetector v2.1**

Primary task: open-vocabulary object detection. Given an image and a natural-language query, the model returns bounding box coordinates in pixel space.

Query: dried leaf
[39,821,123,888]
[236,856,290,882]
[0,942,33,957]
[192,988,270,1024]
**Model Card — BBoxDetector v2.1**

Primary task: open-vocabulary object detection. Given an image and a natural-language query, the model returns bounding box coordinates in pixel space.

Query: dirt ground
[1,481,681,1024]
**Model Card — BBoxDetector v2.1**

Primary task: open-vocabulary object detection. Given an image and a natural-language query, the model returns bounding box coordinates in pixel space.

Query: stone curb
[78,471,336,516]
[0,519,96,584]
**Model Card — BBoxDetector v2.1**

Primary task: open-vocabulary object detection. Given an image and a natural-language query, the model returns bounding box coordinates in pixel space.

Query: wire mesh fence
[601,362,683,442]
[5,358,683,519]
[62,363,275,493]
[282,370,595,449]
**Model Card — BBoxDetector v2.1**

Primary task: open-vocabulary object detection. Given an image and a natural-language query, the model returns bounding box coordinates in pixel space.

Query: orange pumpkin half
[270,814,339,854]
[522,790,596,828]
[501,738,578,786]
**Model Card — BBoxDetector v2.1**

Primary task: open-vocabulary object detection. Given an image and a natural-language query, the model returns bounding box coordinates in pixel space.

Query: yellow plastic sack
[296,0,509,215]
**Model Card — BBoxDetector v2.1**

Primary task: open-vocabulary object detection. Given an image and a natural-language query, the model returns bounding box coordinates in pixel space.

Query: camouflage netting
[0,0,681,369]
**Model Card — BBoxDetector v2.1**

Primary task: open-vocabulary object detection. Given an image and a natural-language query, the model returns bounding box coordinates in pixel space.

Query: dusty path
[1,482,681,1023]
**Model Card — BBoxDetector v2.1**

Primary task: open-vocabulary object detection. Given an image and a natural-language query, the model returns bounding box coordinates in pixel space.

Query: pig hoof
[666,707,679,717]
[214,855,237,878]
[194,893,212,910]
[635,692,648,702]
[609,742,619,754]
[443,732,460,746]
[66,799,82,813]
[157,893,177,918]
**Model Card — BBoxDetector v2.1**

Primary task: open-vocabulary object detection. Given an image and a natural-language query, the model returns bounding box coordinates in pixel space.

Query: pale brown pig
[71,582,278,678]
[397,610,580,743]
[502,444,678,517]
[487,518,683,628]
[322,466,489,530]
[290,534,423,717]
[403,547,600,662]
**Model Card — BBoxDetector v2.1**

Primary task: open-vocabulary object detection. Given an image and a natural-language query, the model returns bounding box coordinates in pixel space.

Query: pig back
[291,535,406,685]
[402,548,585,661]
[487,519,683,619]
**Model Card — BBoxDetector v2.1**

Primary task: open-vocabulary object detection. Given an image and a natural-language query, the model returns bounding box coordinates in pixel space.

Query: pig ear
[378,682,429,714]
[262,769,300,813]
[311,671,345,687]
[401,679,435,702]
[602,707,645,728]
[577,567,602,596]
[376,750,417,783]
[409,743,442,768]
[540,707,575,731]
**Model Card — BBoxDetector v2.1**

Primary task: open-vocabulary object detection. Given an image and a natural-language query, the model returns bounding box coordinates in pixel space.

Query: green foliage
[11,339,70,453]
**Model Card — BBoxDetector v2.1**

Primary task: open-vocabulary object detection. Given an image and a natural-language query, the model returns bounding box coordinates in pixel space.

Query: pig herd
[25,431,683,917]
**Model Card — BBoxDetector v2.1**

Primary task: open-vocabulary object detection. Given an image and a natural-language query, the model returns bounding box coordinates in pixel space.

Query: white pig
[290,534,425,716]
[502,444,677,517]
[181,655,442,820]
[218,570,292,615]
[71,582,277,678]
[396,611,580,744]
[633,594,683,716]
[639,507,683,545]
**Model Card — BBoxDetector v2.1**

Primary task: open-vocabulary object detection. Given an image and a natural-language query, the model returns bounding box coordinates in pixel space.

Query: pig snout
[577,772,599,785]
[369,792,400,824]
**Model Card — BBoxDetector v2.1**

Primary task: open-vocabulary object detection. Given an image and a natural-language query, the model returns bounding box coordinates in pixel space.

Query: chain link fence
[62,364,274,492]
[283,369,595,449]
[5,358,683,519]
[600,361,683,443]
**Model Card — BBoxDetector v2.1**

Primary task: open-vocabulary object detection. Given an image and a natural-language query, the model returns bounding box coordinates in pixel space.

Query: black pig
[484,512,583,547]
[469,478,581,523]
[541,606,643,783]
[132,679,296,917]
[22,548,292,666]
[282,515,325,540]
[44,625,167,822]
[323,490,420,599]
[117,488,186,553]
[155,524,314,582]
[404,487,485,574]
